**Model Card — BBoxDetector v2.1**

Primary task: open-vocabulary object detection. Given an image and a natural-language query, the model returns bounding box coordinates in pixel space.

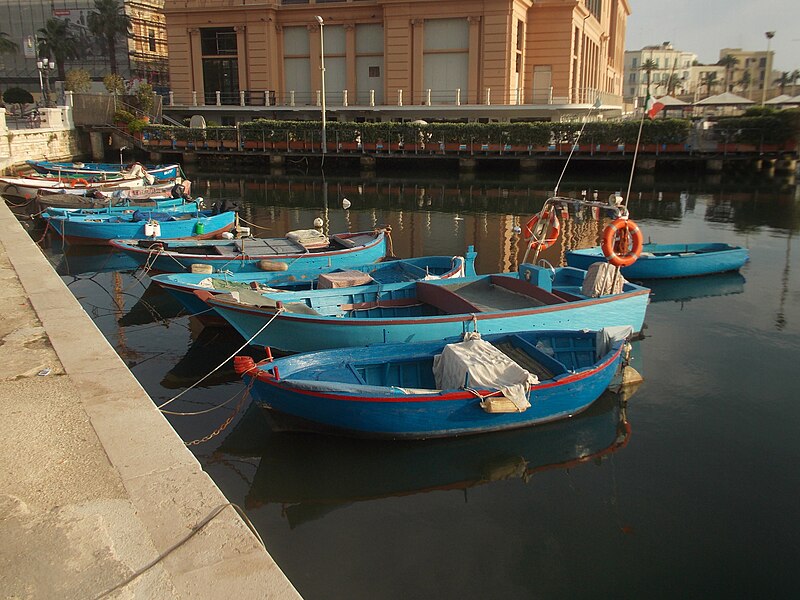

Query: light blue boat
[200,263,651,353]
[42,209,236,246]
[43,198,202,217]
[109,229,390,274]
[151,250,476,320]
[234,327,631,439]
[28,160,182,182]
[566,243,749,279]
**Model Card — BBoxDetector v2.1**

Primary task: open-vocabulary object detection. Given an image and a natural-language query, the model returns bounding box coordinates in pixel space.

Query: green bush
[114,109,135,124]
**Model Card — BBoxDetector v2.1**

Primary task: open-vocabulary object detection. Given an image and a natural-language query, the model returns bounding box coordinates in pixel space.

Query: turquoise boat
[42,209,236,246]
[151,250,476,321]
[43,198,202,217]
[199,262,651,352]
[28,160,182,182]
[234,326,631,439]
[566,242,749,279]
[109,229,390,274]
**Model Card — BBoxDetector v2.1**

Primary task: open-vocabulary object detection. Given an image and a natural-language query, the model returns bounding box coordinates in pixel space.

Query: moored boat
[233,326,632,439]
[27,160,182,182]
[199,262,650,352]
[42,209,237,245]
[151,250,476,321]
[33,181,190,211]
[566,243,749,279]
[109,228,390,273]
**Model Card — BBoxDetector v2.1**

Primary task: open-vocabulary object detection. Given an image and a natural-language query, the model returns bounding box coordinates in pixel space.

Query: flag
[645,94,665,119]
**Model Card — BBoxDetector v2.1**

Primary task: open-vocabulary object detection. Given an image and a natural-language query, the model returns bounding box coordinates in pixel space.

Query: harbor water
[35,166,800,599]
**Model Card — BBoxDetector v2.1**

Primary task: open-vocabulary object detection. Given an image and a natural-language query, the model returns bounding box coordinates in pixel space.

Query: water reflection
[645,272,746,304]
[237,390,633,529]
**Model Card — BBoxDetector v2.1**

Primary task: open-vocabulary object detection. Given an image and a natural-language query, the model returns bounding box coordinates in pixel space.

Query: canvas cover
[286,229,330,249]
[317,270,374,289]
[581,262,627,297]
[432,334,537,410]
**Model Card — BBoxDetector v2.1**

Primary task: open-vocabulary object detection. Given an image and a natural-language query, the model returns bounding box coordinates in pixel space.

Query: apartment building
[717,47,775,99]
[0,0,168,94]
[162,0,630,122]
[624,43,696,102]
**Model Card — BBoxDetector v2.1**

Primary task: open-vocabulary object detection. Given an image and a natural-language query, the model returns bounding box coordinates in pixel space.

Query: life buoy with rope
[70,178,89,187]
[523,210,560,249]
[601,218,644,267]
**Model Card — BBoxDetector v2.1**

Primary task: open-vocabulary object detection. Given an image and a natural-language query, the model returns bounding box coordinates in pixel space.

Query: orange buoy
[70,178,90,187]
[601,218,644,267]
[523,211,560,249]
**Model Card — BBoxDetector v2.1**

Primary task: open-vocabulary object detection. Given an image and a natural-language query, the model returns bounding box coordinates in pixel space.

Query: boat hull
[239,331,626,439]
[43,210,236,245]
[566,243,749,278]
[153,253,473,321]
[110,230,389,273]
[207,270,650,352]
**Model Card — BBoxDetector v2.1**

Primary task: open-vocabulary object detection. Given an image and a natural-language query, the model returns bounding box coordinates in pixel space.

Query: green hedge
[143,115,796,147]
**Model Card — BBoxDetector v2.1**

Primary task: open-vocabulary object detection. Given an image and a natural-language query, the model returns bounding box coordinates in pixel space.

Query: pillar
[89,131,106,161]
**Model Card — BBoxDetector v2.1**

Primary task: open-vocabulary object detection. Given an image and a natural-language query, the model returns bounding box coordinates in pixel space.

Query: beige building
[624,43,696,102]
[162,0,630,122]
[717,47,775,99]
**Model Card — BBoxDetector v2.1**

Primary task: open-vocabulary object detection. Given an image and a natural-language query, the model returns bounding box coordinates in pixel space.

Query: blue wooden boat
[233,327,631,439]
[109,228,390,274]
[199,263,651,352]
[42,209,236,246]
[151,250,476,321]
[43,198,202,217]
[27,160,182,182]
[565,243,749,279]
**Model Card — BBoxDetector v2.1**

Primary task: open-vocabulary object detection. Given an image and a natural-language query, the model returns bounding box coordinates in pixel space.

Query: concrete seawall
[0,202,301,598]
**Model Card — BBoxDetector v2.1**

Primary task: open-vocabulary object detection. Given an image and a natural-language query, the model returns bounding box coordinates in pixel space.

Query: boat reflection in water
[162,322,264,389]
[47,246,143,276]
[645,272,746,304]
[240,385,637,528]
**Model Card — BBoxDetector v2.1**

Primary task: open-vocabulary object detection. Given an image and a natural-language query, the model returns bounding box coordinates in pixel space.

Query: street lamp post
[761,31,775,106]
[316,15,327,155]
[36,58,55,107]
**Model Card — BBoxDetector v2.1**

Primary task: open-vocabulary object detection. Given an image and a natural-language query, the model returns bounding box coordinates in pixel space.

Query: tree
[87,0,132,75]
[0,31,18,55]
[65,69,92,93]
[774,71,794,95]
[37,18,81,80]
[790,70,800,96]
[3,87,34,115]
[658,73,683,96]
[717,54,740,92]
[103,73,126,95]
[640,59,658,96]
[738,71,752,96]
[700,72,718,98]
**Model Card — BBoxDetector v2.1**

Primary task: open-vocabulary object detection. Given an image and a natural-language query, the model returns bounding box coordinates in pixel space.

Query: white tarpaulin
[432,334,537,410]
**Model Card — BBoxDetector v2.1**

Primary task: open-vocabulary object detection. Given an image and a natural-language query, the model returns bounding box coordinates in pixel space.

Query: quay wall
[0,201,302,598]
[0,108,82,175]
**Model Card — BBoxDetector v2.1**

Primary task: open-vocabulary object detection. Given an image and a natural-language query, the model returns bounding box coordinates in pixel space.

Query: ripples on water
[34,168,800,599]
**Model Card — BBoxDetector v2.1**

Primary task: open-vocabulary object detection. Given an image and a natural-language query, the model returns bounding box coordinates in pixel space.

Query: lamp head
[315,15,323,24]
[766,31,776,40]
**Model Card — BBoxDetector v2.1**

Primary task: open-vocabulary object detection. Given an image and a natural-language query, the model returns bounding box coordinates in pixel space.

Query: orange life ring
[71,178,90,187]
[601,218,644,267]
[523,211,560,249]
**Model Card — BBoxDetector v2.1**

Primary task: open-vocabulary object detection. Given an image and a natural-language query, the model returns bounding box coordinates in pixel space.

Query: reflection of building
[0,0,168,96]
[162,0,630,122]
[624,43,696,103]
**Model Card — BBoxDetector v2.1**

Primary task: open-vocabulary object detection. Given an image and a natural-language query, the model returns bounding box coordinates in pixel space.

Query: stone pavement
[0,201,301,599]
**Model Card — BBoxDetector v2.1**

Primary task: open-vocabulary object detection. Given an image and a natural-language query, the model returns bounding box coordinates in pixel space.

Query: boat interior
[288,332,599,391]
[133,232,374,255]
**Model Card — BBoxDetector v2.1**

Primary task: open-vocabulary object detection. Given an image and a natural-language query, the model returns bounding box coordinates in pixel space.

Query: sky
[625,0,800,73]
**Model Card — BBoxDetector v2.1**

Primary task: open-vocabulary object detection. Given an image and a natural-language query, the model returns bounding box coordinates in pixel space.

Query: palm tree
[717,54,740,92]
[700,72,718,98]
[790,70,800,96]
[87,0,132,75]
[37,18,81,80]
[658,73,682,96]
[774,71,794,95]
[738,71,752,97]
[0,31,18,55]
